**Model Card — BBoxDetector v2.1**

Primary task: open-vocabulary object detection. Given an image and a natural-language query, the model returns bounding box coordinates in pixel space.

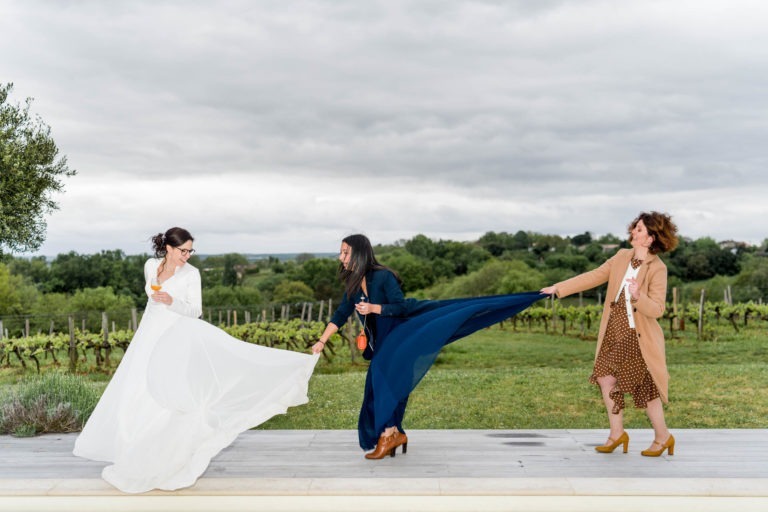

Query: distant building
[719,240,751,254]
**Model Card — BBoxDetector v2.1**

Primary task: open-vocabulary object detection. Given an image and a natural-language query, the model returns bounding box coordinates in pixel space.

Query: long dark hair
[339,234,401,298]
[151,227,194,273]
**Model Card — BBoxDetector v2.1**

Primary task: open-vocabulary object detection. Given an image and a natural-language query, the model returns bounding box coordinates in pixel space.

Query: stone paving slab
[1,429,766,511]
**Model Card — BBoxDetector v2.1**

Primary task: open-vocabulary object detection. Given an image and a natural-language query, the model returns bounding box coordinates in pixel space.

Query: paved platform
[1,429,766,511]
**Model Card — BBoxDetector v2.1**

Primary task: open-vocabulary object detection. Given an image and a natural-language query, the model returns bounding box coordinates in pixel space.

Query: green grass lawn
[258,326,768,430]
[2,324,767,431]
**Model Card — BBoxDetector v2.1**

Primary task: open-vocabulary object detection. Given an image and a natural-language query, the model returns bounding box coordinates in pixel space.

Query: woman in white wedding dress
[73,227,319,493]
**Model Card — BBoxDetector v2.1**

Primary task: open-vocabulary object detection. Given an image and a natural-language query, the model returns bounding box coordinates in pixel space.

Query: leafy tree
[571,231,592,246]
[0,83,76,253]
[203,285,263,307]
[89,250,143,298]
[668,238,740,281]
[529,233,568,257]
[68,286,136,313]
[222,253,248,286]
[199,253,248,287]
[254,273,290,300]
[272,280,315,304]
[543,253,591,273]
[8,255,51,288]
[295,253,315,265]
[541,267,582,290]
[497,261,546,294]
[30,292,69,318]
[47,251,94,291]
[478,231,514,257]
[216,253,249,267]
[680,275,735,304]
[405,234,438,260]
[511,230,531,251]
[708,247,740,276]
[122,254,151,300]
[402,234,491,278]
[667,275,684,296]
[380,249,435,292]
[46,250,146,302]
[732,255,768,301]
[291,257,340,300]
[582,242,609,264]
[56,286,137,331]
[596,233,623,245]
[434,240,491,276]
[0,262,28,315]
[270,259,292,274]
[429,260,542,298]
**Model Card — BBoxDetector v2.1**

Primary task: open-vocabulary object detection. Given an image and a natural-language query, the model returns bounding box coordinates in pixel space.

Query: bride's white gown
[73,259,319,493]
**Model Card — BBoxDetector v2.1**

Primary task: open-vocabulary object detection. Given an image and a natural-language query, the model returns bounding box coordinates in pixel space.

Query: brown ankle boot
[391,431,408,455]
[365,432,409,459]
[365,434,398,460]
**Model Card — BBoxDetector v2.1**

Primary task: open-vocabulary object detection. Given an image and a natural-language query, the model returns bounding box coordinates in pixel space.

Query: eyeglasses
[175,247,196,256]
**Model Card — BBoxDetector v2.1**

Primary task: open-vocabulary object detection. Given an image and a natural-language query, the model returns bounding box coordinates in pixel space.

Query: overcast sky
[3,0,767,256]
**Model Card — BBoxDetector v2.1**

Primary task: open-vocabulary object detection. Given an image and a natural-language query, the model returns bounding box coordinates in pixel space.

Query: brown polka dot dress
[589,258,660,413]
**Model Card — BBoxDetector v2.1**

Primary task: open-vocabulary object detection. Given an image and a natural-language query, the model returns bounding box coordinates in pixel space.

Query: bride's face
[166,240,194,267]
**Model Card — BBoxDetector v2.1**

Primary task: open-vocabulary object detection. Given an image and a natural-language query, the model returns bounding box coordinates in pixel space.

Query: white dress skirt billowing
[73,261,318,493]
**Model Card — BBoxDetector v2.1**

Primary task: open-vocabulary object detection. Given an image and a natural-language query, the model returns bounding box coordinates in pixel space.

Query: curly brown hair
[628,211,679,255]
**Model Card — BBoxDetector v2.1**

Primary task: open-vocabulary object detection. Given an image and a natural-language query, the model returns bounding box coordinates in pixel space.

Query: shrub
[0,372,100,437]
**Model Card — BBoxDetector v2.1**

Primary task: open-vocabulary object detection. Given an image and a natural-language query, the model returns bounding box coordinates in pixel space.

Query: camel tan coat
[554,248,670,403]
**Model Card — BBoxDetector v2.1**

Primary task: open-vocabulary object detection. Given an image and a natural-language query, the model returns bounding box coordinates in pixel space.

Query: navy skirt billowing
[357,291,546,450]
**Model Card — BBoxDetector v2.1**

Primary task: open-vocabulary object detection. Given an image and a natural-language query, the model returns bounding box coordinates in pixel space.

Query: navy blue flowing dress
[329,269,545,450]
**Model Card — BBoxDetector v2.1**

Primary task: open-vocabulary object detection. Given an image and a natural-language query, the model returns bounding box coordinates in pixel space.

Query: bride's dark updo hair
[151,227,194,258]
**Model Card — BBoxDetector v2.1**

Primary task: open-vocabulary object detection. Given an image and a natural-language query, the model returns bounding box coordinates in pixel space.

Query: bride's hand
[153,291,174,305]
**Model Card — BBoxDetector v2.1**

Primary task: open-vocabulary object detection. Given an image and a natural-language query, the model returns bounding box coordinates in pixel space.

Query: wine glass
[150,277,162,292]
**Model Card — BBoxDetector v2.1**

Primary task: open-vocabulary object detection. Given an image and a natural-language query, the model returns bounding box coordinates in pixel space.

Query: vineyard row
[2,300,766,374]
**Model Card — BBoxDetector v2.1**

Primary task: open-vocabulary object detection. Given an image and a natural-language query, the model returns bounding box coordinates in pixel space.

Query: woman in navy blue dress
[312,234,545,459]
[312,234,409,458]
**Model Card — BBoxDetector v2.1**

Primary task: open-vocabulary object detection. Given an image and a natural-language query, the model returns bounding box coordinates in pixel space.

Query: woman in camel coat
[541,211,679,457]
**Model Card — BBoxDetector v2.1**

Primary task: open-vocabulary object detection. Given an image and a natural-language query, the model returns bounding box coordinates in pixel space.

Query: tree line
[1,230,766,329]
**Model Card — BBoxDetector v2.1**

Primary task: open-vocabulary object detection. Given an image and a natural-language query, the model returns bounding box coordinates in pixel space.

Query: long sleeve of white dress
[143,258,203,318]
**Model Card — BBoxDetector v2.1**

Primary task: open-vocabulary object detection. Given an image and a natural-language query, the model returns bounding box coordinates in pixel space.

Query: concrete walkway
[1,429,766,511]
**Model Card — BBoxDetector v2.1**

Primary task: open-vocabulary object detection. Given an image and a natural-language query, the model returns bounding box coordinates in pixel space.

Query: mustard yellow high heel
[641,434,675,457]
[595,431,629,453]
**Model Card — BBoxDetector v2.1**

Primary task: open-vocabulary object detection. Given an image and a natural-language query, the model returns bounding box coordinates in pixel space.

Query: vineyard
[0,319,339,374]
[517,299,768,339]
[1,299,767,375]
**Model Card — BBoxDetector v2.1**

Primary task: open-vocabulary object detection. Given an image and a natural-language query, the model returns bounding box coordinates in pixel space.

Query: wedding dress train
[73,259,318,493]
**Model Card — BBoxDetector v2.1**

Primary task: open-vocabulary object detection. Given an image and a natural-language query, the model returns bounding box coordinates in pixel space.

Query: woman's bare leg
[596,375,625,444]
[644,397,671,449]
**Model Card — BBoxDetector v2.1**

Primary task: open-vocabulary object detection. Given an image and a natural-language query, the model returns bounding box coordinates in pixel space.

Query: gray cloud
[2,0,767,254]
